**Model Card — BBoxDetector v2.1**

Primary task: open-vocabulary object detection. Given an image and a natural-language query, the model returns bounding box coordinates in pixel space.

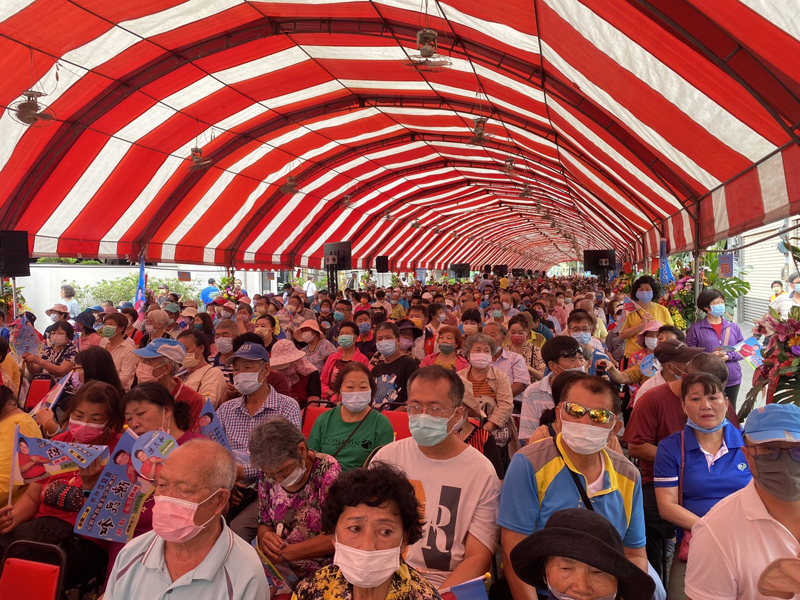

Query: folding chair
[301,400,335,438]
[24,375,55,411]
[0,540,66,600]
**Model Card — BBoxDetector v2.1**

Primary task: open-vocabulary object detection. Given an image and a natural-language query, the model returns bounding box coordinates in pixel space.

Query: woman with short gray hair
[249,417,341,588]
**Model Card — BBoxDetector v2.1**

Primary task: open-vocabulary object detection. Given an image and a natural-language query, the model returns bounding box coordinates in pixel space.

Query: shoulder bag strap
[554,442,595,512]
[723,325,731,347]
[331,412,369,459]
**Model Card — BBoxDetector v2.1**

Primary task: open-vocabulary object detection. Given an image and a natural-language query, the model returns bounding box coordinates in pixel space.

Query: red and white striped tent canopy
[0,0,798,272]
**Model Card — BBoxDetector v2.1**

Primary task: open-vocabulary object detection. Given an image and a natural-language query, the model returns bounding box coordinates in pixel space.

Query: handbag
[678,431,692,561]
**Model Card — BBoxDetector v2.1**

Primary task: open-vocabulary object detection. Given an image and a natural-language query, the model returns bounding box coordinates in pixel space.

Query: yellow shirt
[622,303,674,358]
[500,277,509,289]
[391,303,406,320]
[1,355,20,396]
[0,411,41,504]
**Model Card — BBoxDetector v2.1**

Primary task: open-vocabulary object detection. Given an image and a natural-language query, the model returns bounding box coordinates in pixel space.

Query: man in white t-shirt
[372,366,500,589]
[685,403,800,600]
[303,276,317,298]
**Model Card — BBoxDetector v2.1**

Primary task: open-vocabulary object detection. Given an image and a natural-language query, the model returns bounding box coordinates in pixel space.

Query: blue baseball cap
[133,337,186,363]
[743,404,800,443]
[119,302,134,309]
[225,342,270,365]
[91,305,103,312]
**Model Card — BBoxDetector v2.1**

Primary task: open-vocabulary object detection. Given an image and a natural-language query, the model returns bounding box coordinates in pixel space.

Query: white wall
[12,263,276,334]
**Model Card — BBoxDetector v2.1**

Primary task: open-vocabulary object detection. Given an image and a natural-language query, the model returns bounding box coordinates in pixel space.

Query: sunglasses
[561,401,616,424]
[558,347,584,360]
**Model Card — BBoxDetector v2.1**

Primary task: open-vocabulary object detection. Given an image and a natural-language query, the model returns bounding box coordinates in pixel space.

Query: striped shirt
[217,387,302,483]
[519,374,555,440]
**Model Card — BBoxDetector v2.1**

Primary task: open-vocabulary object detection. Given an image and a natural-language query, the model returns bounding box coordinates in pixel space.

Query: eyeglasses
[407,404,455,418]
[746,445,800,462]
[561,401,616,424]
[558,347,584,360]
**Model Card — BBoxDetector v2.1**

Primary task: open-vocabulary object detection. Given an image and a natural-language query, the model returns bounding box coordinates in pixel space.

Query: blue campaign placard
[74,429,172,543]
[12,428,108,486]
[639,353,660,378]
[198,398,230,450]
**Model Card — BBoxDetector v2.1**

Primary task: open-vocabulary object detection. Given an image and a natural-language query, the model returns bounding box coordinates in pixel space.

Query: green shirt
[307,406,395,471]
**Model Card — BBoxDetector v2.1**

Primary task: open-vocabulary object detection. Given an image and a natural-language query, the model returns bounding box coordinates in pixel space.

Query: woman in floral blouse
[293,463,440,600]
[250,416,341,589]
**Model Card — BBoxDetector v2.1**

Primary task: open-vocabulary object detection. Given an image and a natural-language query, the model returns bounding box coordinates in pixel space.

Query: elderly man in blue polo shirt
[499,373,653,600]
[217,341,301,542]
[105,439,268,600]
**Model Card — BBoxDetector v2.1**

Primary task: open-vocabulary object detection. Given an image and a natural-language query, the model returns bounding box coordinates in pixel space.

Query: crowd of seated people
[0,272,794,600]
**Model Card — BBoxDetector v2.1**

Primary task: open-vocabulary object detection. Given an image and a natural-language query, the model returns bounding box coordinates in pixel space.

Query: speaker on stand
[0,231,31,318]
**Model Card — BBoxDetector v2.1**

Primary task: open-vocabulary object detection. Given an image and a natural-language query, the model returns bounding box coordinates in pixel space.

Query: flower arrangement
[218,275,239,302]
[741,305,800,418]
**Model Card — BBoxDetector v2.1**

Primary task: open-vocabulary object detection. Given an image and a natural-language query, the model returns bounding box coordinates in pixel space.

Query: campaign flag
[131,430,177,482]
[623,295,641,313]
[134,258,146,312]
[659,239,675,286]
[198,399,230,450]
[252,540,287,589]
[30,372,71,416]
[718,253,734,278]
[736,336,764,369]
[11,428,108,486]
[11,313,43,357]
[441,574,490,600]
[75,429,158,543]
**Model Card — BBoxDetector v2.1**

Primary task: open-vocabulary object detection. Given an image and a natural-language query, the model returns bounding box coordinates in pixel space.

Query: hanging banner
[718,253,734,278]
[659,239,675,285]
[198,399,231,450]
[11,428,108,486]
[74,430,173,543]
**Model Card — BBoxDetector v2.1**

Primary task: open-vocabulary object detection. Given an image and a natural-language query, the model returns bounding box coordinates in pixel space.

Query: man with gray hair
[133,338,204,429]
[104,439,268,600]
[371,366,500,589]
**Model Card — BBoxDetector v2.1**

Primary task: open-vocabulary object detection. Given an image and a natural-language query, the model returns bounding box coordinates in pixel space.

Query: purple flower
[791,346,800,357]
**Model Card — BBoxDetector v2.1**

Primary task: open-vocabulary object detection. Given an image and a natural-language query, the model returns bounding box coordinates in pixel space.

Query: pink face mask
[69,418,107,443]
[152,489,222,543]
[136,362,163,384]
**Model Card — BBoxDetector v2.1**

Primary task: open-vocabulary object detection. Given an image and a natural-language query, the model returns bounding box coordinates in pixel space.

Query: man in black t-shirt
[370,322,419,408]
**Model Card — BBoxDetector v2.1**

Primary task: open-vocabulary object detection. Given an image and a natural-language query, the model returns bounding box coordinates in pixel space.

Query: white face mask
[341,391,372,413]
[301,331,316,344]
[50,333,67,346]
[560,420,611,455]
[644,337,658,350]
[334,538,402,588]
[233,370,264,396]
[469,353,492,369]
[280,460,307,490]
[215,337,233,355]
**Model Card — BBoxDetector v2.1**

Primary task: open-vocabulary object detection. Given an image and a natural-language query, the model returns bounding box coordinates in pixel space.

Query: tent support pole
[11,278,17,318]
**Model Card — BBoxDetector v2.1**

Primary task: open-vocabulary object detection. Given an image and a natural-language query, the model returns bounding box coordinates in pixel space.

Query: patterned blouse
[42,342,78,394]
[306,339,337,372]
[292,562,441,600]
[258,453,342,581]
[503,342,544,376]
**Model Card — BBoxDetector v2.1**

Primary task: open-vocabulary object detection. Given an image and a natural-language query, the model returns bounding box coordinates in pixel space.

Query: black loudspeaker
[583,250,616,273]
[483,264,492,274]
[324,241,352,271]
[493,264,508,277]
[0,231,30,277]
[449,263,470,278]
[512,268,525,277]
[375,256,390,273]
[526,269,533,277]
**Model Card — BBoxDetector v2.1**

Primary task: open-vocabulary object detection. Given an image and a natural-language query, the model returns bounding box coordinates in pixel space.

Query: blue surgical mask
[686,417,728,434]
[636,290,654,304]
[334,311,345,322]
[709,304,726,317]
[194,323,204,331]
[571,332,591,345]
[358,322,371,335]
[376,340,397,356]
[338,335,354,348]
[409,414,451,447]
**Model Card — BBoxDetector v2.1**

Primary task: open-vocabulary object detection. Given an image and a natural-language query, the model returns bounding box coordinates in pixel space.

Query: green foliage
[67,274,200,307]
[36,257,102,265]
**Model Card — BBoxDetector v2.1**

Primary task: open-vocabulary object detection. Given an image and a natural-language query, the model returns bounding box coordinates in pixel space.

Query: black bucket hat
[510,508,655,600]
